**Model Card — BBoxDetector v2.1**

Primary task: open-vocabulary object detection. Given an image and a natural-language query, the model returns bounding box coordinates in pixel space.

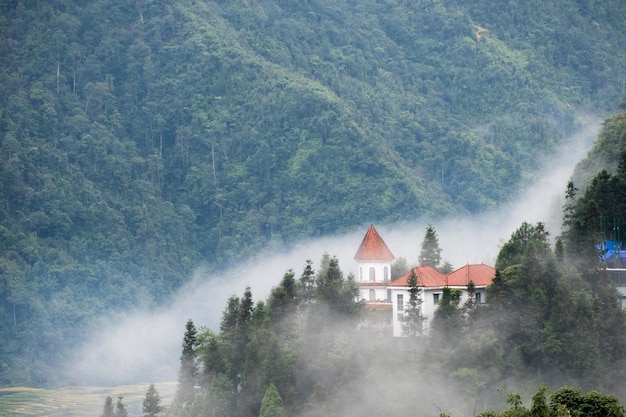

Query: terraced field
[0,382,176,417]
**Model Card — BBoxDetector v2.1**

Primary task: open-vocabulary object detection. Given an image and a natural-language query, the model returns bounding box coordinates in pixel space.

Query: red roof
[389,264,495,288]
[446,263,495,286]
[389,266,446,287]
[354,225,395,261]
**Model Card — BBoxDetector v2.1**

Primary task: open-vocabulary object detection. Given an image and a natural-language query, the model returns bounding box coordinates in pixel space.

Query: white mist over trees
[64,115,601,387]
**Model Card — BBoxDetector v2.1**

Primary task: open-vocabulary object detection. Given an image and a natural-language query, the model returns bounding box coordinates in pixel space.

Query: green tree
[143,383,163,417]
[259,383,285,417]
[430,286,462,347]
[402,269,425,337]
[419,225,442,268]
[315,256,361,318]
[390,257,409,280]
[176,319,198,408]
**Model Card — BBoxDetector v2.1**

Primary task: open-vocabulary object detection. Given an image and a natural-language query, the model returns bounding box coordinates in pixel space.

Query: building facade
[354,225,495,336]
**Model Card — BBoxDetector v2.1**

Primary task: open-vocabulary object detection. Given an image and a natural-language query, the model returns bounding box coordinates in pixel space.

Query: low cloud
[66,117,599,386]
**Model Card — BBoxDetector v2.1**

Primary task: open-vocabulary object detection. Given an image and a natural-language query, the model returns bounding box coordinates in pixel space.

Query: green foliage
[176,319,198,408]
[402,269,425,337]
[192,255,363,417]
[477,385,626,417]
[419,225,442,268]
[1,0,626,387]
[430,286,463,347]
[143,383,163,417]
[390,257,409,280]
[259,384,286,417]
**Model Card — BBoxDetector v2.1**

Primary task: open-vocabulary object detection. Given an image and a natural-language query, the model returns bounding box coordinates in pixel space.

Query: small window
[397,294,404,311]
[384,266,389,281]
[433,293,440,304]
[475,292,482,304]
[369,266,376,281]
[369,289,375,301]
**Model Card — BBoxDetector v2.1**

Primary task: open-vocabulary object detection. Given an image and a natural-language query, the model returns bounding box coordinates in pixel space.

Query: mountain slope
[0,0,625,386]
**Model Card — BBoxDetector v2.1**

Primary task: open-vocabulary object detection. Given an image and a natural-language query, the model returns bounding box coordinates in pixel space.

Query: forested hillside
[163,147,626,417]
[1,0,626,386]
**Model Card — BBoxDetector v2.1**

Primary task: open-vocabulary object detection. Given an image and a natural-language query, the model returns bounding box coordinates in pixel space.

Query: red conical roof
[354,225,395,261]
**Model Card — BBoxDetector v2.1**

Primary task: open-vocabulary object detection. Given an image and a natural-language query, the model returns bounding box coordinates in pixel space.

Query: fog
[66,117,600,387]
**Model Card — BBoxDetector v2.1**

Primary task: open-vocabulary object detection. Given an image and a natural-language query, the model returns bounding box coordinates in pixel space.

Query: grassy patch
[0,382,176,417]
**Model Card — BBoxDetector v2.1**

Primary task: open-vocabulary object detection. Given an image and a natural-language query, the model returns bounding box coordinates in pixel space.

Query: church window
[384,266,389,281]
[369,266,375,281]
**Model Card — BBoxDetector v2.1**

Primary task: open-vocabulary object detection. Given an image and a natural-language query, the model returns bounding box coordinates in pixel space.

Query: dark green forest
[1,0,626,387]
[163,147,626,417]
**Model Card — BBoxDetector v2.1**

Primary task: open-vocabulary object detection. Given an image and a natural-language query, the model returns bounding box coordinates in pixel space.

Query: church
[353,224,495,336]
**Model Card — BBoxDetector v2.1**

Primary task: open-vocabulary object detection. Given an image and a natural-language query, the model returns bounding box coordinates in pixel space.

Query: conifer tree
[114,397,128,417]
[143,383,163,417]
[419,225,442,268]
[390,257,409,280]
[259,383,286,417]
[402,269,425,337]
[101,396,114,417]
[298,259,316,305]
[176,319,198,408]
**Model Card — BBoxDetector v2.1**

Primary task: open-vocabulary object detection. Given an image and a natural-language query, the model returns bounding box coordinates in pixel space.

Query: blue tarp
[598,241,626,267]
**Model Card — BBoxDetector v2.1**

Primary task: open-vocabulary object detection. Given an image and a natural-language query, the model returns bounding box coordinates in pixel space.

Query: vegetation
[419,224,443,269]
[1,0,626,393]
[158,115,626,416]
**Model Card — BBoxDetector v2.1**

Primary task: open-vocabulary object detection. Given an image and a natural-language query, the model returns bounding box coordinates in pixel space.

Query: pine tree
[430,287,462,347]
[390,257,409,280]
[143,383,163,417]
[419,225,442,268]
[101,396,114,417]
[114,397,128,417]
[402,269,425,337]
[259,383,286,417]
[176,319,198,408]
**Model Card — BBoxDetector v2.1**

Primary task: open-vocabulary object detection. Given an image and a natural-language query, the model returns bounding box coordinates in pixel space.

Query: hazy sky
[66,116,600,386]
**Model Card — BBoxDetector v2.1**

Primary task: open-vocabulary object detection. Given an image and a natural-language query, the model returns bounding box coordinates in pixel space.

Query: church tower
[354,224,395,302]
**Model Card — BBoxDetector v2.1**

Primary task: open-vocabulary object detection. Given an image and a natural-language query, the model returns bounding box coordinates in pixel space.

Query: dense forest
[1,0,626,388]
[160,147,626,417]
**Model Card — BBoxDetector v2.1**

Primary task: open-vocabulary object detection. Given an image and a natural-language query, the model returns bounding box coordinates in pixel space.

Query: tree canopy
[1,0,626,388]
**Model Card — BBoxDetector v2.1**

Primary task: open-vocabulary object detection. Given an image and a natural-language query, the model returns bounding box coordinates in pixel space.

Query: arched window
[369,289,375,301]
[384,266,389,282]
[359,267,363,281]
[369,266,375,281]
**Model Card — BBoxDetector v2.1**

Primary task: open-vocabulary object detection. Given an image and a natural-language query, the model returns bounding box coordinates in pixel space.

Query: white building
[353,225,496,336]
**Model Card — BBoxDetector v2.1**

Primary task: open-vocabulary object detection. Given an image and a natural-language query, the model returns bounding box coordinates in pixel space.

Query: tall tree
[402,269,425,337]
[143,383,163,417]
[259,383,286,417]
[390,257,409,280]
[176,319,198,408]
[419,225,442,269]
[101,396,115,417]
[430,286,462,347]
[114,397,128,417]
